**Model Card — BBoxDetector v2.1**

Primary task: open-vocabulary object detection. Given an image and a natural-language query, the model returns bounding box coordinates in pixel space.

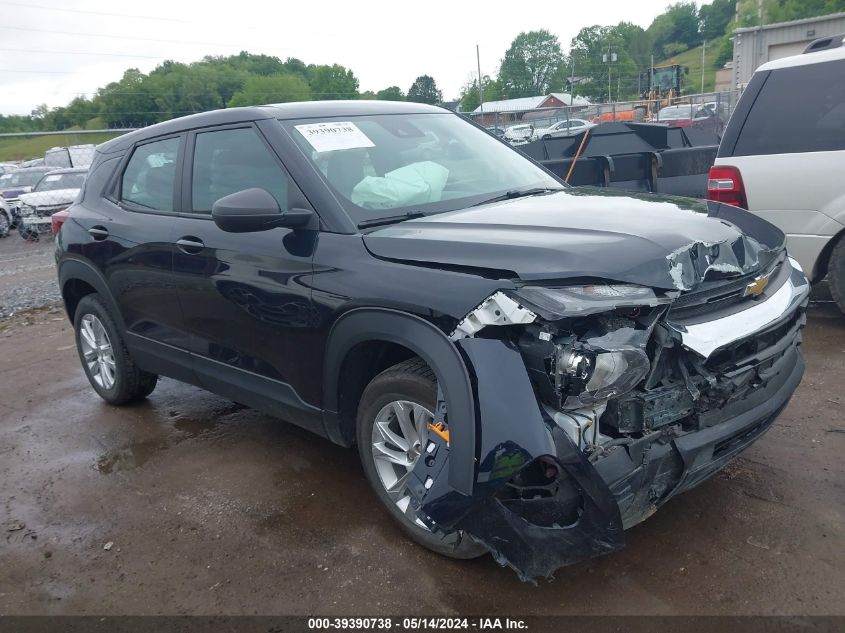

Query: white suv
[709,34,845,312]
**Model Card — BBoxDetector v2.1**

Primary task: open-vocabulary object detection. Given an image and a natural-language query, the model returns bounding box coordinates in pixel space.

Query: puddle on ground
[95,402,245,474]
[96,438,168,474]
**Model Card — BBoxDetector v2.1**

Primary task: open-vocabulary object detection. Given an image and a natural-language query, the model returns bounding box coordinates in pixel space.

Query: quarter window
[121,137,180,212]
[733,59,845,156]
[191,127,289,213]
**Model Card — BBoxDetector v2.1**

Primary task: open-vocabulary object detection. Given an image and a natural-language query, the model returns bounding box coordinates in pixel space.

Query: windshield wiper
[471,187,564,208]
[357,211,425,229]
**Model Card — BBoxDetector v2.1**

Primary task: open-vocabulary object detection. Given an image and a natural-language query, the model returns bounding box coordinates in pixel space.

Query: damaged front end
[401,245,809,582]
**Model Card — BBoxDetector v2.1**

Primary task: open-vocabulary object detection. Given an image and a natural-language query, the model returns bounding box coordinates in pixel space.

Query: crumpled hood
[18,188,80,209]
[362,189,785,291]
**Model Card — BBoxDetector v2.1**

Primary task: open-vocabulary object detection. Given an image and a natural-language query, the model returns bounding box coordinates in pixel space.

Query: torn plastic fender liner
[416,337,624,580]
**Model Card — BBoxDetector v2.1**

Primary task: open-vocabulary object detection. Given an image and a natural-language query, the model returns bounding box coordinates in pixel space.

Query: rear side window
[733,59,845,156]
[190,127,289,213]
[121,137,180,211]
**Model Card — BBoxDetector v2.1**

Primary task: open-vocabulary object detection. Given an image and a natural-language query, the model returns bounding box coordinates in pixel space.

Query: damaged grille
[603,262,804,436]
[667,252,785,321]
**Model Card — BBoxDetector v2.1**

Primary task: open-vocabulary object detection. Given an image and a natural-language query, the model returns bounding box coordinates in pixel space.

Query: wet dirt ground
[0,268,843,615]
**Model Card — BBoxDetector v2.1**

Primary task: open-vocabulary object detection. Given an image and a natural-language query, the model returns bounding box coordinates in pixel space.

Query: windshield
[0,170,49,188]
[284,113,561,225]
[34,172,86,192]
[658,106,693,121]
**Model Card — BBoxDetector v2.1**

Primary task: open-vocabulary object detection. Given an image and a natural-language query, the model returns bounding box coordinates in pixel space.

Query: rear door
[168,123,322,431]
[77,134,195,382]
[716,58,845,279]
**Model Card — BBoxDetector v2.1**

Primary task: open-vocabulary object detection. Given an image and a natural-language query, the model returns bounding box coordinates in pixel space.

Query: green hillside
[657,39,723,94]
[0,131,125,163]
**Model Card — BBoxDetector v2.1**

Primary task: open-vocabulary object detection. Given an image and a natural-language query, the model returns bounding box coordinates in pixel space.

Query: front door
[169,124,322,431]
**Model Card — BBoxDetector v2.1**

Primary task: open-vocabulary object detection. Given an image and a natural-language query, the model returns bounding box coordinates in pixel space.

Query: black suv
[56,101,810,581]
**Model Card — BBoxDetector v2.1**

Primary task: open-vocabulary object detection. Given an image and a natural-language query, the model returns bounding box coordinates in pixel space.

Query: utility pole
[570,55,576,97]
[701,39,706,93]
[603,46,617,102]
[476,45,484,115]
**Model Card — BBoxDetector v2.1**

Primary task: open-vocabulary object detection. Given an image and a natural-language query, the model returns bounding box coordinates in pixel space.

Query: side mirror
[211,188,314,233]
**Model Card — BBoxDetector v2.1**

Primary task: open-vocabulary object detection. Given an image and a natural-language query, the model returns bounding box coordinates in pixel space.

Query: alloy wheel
[370,399,434,530]
[79,314,116,389]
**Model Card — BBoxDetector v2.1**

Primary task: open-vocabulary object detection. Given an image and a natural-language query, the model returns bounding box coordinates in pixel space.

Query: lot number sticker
[295,121,375,152]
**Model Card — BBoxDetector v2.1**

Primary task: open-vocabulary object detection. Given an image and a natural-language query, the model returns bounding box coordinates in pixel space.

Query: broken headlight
[511,285,666,410]
[555,338,650,408]
[512,284,669,320]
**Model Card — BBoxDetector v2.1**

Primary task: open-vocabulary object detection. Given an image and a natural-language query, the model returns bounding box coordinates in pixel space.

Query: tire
[828,234,845,314]
[19,225,39,242]
[73,294,158,405]
[356,358,486,560]
[0,210,10,238]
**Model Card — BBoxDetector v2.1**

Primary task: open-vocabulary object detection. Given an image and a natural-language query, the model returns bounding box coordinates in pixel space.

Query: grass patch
[0,131,126,162]
[658,39,723,94]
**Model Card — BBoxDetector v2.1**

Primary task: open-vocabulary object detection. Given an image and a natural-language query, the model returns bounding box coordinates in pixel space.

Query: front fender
[322,307,477,495]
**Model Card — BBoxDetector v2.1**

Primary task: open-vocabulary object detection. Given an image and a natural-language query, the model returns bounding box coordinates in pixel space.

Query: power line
[0,0,190,23]
[0,47,164,59]
[0,68,78,74]
[0,25,298,52]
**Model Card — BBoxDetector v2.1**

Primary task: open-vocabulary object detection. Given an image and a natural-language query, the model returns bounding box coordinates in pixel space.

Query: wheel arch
[59,257,126,330]
[322,307,476,495]
[813,226,845,283]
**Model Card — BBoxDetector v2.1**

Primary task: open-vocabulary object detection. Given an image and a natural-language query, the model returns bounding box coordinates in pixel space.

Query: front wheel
[828,235,845,314]
[73,294,158,405]
[356,358,486,560]
[0,210,10,237]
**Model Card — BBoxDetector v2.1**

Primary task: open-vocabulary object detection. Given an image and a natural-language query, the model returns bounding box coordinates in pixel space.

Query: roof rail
[803,33,845,53]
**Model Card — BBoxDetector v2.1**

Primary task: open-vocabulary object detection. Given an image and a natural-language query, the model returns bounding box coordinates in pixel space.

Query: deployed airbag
[351,161,448,209]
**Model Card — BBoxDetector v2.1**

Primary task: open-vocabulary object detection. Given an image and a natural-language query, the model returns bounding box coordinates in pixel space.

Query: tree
[459,75,501,112]
[569,25,640,101]
[615,22,653,70]
[647,2,701,56]
[376,86,405,101]
[700,0,737,40]
[407,75,442,104]
[498,30,565,98]
[96,68,158,128]
[308,64,359,100]
[738,0,845,25]
[228,73,312,107]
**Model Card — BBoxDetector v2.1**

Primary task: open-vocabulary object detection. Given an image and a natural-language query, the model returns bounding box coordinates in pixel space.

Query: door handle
[176,236,205,254]
[88,226,109,241]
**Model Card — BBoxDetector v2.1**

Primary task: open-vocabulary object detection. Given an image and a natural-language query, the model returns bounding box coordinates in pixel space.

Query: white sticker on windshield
[44,175,62,182]
[295,121,375,153]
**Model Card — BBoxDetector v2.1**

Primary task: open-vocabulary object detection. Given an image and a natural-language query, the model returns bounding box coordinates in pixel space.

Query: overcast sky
[0,0,685,116]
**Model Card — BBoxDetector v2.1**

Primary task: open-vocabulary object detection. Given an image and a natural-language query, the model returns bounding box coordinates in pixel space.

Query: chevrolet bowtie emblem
[744,274,770,298]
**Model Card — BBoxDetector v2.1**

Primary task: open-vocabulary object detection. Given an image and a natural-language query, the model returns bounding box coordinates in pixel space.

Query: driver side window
[191,127,290,214]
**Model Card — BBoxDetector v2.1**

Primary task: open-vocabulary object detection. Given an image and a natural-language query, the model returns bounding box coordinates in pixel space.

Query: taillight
[707,165,748,208]
[51,209,70,235]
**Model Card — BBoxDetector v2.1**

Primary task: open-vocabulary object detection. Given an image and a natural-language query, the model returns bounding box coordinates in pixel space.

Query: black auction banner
[0,617,843,633]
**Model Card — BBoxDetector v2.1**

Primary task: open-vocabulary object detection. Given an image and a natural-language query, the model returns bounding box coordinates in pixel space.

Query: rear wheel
[73,294,158,405]
[356,358,486,559]
[828,235,845,314]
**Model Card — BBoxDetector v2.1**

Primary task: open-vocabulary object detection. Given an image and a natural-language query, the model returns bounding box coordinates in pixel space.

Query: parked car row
[491,118,596,145]
[0,165,87,240]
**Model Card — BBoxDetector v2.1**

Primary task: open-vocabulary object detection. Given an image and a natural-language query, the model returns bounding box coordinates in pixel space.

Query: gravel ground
[0,236,60,319]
